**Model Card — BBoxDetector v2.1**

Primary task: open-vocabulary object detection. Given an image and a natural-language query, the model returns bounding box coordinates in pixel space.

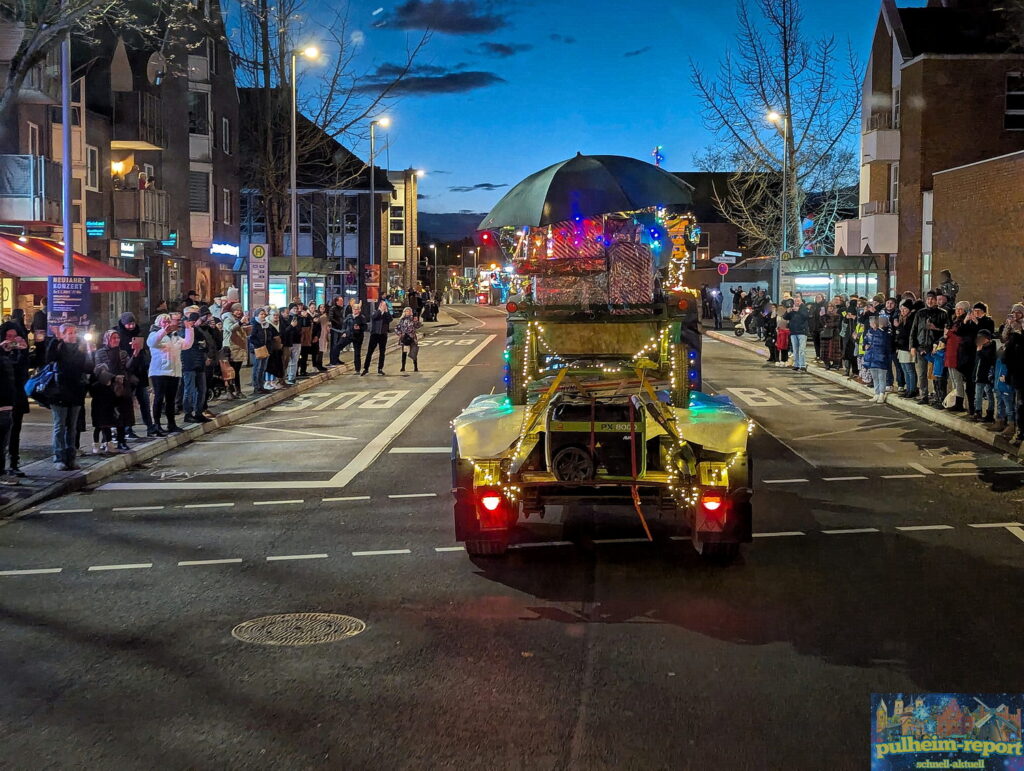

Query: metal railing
[861,200,899,217]
[0,155,62,222]
[113,188,169,240]
[866,112,900,131]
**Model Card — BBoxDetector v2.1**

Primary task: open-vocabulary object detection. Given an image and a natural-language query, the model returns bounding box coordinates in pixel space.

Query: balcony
[0,51,60,104]
[113,188,169,241]
[861,112,900,165]
[834,218,862,256]
[859,200,899,254]
[0,154,61,224]
[112,92,166,150]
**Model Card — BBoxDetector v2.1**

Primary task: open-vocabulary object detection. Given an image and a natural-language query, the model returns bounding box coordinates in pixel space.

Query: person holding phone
[146,312,194,434]
[361,300,392,376]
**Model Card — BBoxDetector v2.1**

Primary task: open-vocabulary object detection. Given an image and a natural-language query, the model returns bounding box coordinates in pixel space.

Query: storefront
[782,254,888,300]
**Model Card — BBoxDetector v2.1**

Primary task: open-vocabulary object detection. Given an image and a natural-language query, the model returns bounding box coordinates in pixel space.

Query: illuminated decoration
[210,242,240,258]
[85,219,106,238]
[652,145,665,166]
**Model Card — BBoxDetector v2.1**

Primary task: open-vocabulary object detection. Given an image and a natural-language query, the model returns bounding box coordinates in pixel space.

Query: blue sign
[47,276,91,335]
[85,219,105,238]
[161,231,178,248]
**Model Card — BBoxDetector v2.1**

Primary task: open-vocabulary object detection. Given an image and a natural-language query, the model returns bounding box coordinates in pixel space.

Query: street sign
[712,251,739,265]
[249,243,269,309]
[717,263,730,276]
[781,250,794,261]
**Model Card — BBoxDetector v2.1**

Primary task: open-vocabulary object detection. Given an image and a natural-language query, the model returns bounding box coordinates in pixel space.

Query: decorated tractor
[451,154,754,562]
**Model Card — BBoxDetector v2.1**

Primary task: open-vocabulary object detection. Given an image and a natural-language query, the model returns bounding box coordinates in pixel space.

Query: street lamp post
[368,117,390,300]
[290,45,319,303]
[428,243,436,292]
[767,110,789,301]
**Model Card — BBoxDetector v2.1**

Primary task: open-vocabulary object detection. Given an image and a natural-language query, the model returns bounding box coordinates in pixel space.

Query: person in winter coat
[362,301,393,375]
[892,302,917,399]
[783,299,809,372]
[0,324,28,481]
[146,313,194,434]
[863,314,893,403]
[282,310,302,385]
[762,305,780,366]
[315,304,330,372]
[341,301,366,370]
[993,346,1016,436]
[221,305,249,398]
[971,329,997,423]
[938,270,960,303]
[181,312,215,423]
[116,312,153,437]
[910,291,949,406]
[298,306,315,376]
[248,309,279,393]
[806,293,824,360]
[46,324,91,470]
[944,301,973,414]
[395,307,423,373]
[1000,303,1024,444]
[92,329,136,453]
[30,300,48,368]
[820,297,844,370]
[266,308,286,387]
[328,296,347,366]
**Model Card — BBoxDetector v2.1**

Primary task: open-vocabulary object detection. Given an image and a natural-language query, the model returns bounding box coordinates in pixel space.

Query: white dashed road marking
[822,476,868,482]
[1009,527,1024,544]
[823,528,879,535]
[434,546,466,552]
[0,567,62,576]
[266,554,328,561]
[388,447,451,454]
[352,549,412,557]
[41,508,93,514]
[88,563,153,571]
[322,495,372,503]
[908,463,935,475]
[881,474,926,479]
[511,541,574,548]
[113,506,166,512]
[178,558,243,566]
[969,522,1023,528]
[752,531,806,538]
[762,478,809,485]
[389,493,437,499]
[183,502,235,509]
[940,472,979,477]
[896,525,955,532]
[253,499,304,506]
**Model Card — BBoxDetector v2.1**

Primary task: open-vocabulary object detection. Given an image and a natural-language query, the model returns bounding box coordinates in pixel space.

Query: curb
[0,315,461,523]
[704,328,1024,457]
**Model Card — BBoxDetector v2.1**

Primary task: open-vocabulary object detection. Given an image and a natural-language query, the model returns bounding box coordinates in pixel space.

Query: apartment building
[836,0,1024,299]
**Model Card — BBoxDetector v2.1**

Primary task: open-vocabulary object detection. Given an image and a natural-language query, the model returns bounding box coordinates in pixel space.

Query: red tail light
[475,489,509,530]
[480,494,502,512]
[506,301,519,313]
[700,492,725,517]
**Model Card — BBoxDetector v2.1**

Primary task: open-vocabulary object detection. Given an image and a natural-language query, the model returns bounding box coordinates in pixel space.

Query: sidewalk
[704,323,1024,459]
[0,311,459,522]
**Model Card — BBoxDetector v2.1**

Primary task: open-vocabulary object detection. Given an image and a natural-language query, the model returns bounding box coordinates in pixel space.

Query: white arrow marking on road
[908,463,935,475]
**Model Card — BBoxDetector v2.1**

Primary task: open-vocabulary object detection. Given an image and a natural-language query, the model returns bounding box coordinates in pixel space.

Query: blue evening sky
[306,0,927,214]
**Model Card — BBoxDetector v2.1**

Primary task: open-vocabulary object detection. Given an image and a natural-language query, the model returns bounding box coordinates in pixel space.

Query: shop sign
[85,219,106,238]
[160,231,178,248]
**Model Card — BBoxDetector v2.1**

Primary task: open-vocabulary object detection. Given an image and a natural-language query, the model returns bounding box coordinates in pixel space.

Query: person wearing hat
[146,312,194,434]
[944,301,974,414]
[116,312,155,438]
[971,328,997,423]
[910,291,949,406]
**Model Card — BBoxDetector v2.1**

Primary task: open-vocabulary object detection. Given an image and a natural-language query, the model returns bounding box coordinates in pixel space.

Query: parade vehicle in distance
[450,154,754,561]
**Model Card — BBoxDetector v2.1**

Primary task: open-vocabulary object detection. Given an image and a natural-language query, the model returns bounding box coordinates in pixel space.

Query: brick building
[835,0,1024,299]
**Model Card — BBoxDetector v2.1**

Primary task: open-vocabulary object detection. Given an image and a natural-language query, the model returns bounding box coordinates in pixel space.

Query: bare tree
[227,0,427,260]
[690,0,860,255]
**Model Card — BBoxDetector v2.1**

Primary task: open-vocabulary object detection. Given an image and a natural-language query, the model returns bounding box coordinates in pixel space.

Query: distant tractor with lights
[450,154,753,561]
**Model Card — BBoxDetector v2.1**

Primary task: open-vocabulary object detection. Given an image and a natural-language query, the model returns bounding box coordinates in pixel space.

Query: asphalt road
[1,306,1022,770]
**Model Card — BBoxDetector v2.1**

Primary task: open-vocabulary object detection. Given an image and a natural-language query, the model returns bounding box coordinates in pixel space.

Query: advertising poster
[46,275,91,336]
[364,263,380,288]
[872,693,1023,770]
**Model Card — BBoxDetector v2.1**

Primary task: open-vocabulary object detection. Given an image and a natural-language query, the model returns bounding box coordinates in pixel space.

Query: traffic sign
[717,263,730,276]
[712,251,739,265]
[781,250,794,261]
[249,243,269,309]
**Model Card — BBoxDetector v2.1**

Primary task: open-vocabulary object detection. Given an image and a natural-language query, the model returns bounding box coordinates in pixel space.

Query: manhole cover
[231,613,366,646]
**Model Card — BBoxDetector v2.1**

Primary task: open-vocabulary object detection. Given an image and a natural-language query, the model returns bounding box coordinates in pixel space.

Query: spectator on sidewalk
[221,305,249,399]
[92,329,134,453]
[910,291,948,406]
[971,329,997,423]
[1000,303,1024,444]
[315,304,330,372]
[0,324,29,476]
[938,270,960,303]
[863,314,893,404]
[30,300,48,369]
[342,301,366,371]
[821,297,844,371]
[328,296,346,367]
[147,313,193,435]
[283,309,302,385]
[395,307,422,373]
[362,300,392,376]
[182,312,214,424]
[806,293,824,361]
[994,345,1016,436]
[117,312,154,438]
[892,302,918,399]
[47,325,90,470]
[784,298,809,372]
[249,309,277,394]
[945,301,973,415]
[298,306,315,377]
[710,288,723,330]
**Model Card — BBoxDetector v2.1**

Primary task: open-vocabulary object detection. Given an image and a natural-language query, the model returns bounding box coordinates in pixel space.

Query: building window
[889,163,899,209]
[391,205,404,219]
[85,145,99,191]
[344,213,358,235]
[390,233,404,246]
[892,89,901,129]
[188,170,211,213]
[390,218,404,232]
[1006,73,1024,130]
[696,247,710,262]
[206,38,217,74]
[26,122,39,156]
[188,91,210,135]
[143,163,155,182]
[221,117,231,154]
[299,195,312,234]
[242,194,266,234]
[222,188,231,224]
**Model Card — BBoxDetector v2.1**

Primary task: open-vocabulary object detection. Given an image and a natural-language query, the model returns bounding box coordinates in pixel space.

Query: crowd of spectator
[0,288,436,480]
[726,270,1024,446]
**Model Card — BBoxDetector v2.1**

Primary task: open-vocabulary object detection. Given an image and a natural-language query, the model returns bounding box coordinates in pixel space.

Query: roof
[0,235,144,292]
[895,5,1016,57]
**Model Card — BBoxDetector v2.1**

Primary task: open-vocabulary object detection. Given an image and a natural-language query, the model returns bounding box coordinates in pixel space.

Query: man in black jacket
[783,299,810,372]
[361,301,393,376]
[910,291,949,406]
[182,313,215,423]
[328,296,346,366]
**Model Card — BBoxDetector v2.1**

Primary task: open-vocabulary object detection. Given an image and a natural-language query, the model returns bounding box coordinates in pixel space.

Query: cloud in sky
[449,182,509,192]
[623,46,652,57]
[385,1,506,34]
[470,41,533,58]
[357,68,506,95]
[549,33,576,44]
[350,30,365,47]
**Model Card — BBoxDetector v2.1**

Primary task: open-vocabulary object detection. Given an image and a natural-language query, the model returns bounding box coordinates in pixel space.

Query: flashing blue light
[688,350,697,360]
[504,376,511,383]
[689,369,698,380]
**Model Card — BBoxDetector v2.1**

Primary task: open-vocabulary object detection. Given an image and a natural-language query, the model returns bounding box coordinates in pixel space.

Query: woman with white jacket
[147,313,194,434]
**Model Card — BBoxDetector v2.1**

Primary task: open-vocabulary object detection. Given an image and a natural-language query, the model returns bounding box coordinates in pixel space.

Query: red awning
[0,235,145,293]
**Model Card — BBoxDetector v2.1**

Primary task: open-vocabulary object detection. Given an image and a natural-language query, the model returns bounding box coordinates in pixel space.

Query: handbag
[219,359,235,379]
[775,328,791,350]
[253,345,270,360]
[400,333,415,347]
[271,337,283,352]
[25,362,61,406]
[820,326,835,340]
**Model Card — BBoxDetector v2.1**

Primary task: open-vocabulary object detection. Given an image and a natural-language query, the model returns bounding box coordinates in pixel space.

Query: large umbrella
[478,153,694,230]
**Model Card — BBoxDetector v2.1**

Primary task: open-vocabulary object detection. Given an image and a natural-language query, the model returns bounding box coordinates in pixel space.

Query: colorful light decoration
[652,145,665,166]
